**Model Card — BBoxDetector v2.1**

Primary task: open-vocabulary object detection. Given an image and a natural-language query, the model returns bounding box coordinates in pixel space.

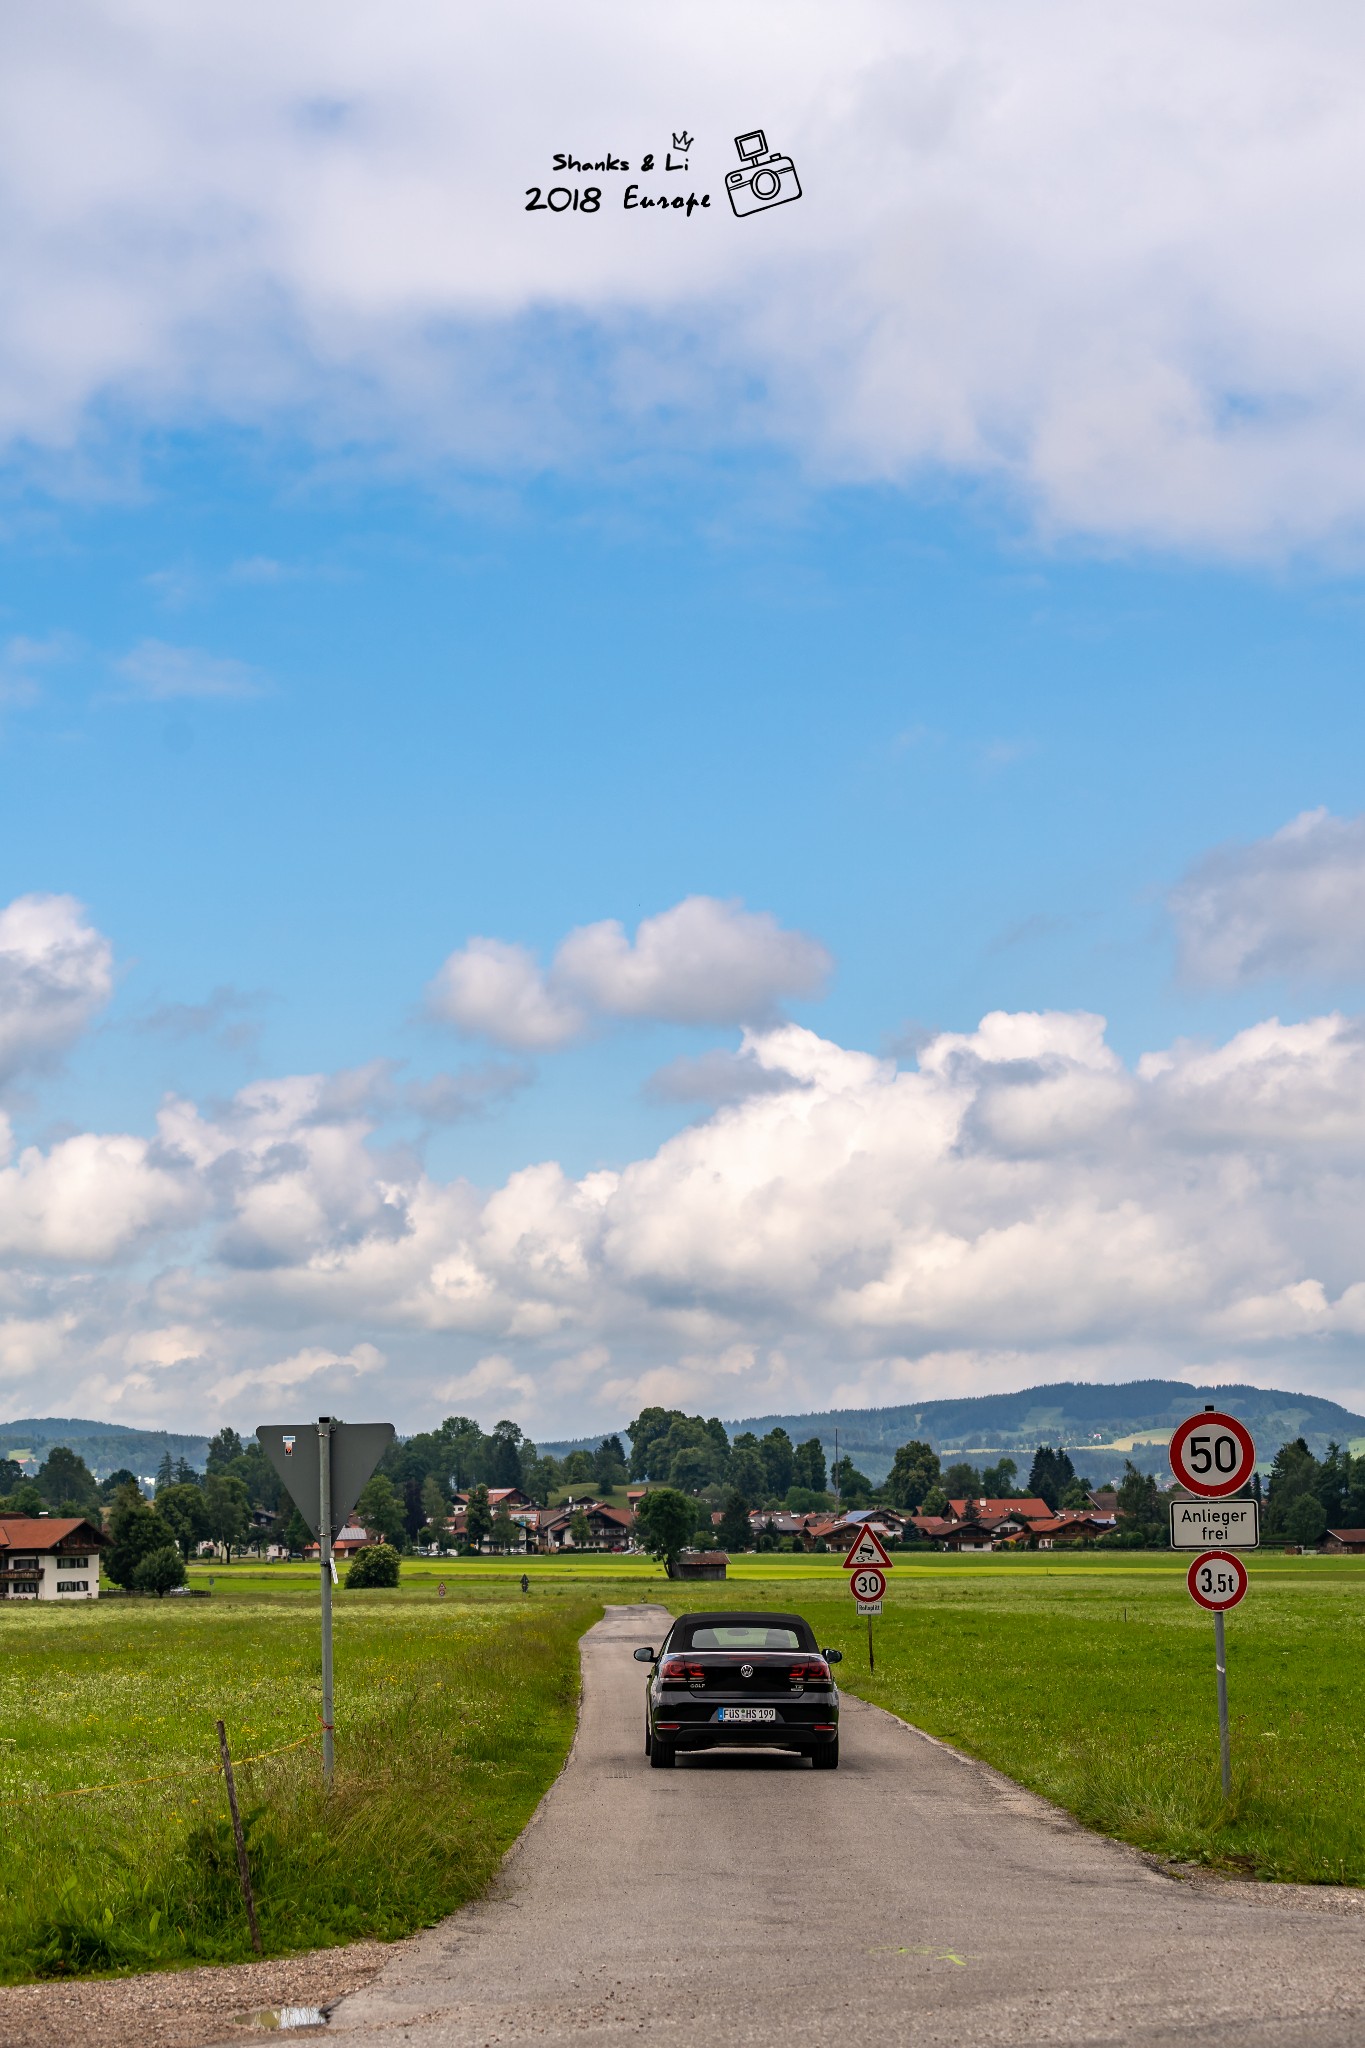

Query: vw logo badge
[740,1663,754,1677]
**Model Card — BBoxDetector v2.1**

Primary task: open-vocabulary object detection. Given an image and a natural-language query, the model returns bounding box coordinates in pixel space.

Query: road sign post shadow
[258,1417,395,1783]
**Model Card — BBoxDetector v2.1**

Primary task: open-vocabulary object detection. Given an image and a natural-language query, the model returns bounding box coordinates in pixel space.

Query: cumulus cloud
[405,1061,533,1123]
[10,1005,1365,1427]
[645,1045,812,1106]
[429,897,831,1049]
[1171,809,1365,987]
[427,938,585,1050]
[3,4,1365,549]
[0,893,114,1088]
[114,639,266,701]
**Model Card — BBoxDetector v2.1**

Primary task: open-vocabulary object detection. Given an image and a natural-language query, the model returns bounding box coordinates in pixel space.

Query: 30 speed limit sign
[1169,1410,1256,1497]
[850,1565,886,1612]
[1187,1550,1249,1611]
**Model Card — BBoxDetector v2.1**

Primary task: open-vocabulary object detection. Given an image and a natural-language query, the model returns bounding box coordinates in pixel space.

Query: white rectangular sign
[1169,1497,1259,1550]
[855,1599,882,1615]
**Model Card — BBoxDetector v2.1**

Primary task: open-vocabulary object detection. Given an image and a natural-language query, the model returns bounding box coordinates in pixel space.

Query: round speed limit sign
[1186,1550,1249,1611]
[1169,1410,1256,1497]
[850,1566,886,1603]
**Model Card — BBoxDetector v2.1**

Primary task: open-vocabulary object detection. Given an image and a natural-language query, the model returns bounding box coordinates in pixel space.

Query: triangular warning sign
[843,1525,893,1570]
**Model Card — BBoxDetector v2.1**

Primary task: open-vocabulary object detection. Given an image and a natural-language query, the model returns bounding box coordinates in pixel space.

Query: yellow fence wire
[0,1732,317,1805]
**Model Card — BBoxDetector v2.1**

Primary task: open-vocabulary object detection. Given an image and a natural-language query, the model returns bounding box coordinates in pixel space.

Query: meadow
[3,1549,1364,1985]
[0,1574,599,1984]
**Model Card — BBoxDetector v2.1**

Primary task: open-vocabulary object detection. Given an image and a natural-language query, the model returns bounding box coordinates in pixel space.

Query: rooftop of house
[0,1516,106,1552]
[948,1497,1053,1521]
[1324,1529,1365,1542]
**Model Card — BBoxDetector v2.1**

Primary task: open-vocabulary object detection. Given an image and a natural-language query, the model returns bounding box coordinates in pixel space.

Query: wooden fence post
[216,1719,263,1954]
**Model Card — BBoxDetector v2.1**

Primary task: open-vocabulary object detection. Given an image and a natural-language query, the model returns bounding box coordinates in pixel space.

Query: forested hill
[727,1380,1365,1482]
[0,1416,211,1478]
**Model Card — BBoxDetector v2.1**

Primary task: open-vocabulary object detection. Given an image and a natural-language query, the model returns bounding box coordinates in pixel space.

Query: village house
[453,1486,534,1512]
[947,1496,1054,1524]
[0,1516,106,1600]
[1318,1529,1365,1554]
[535,1502,634,1552]
[1031,1513,1116,1548]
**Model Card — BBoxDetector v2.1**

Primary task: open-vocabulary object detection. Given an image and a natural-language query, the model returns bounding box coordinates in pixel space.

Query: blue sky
[4,3,1365,1436]
[5,454,1361,1166]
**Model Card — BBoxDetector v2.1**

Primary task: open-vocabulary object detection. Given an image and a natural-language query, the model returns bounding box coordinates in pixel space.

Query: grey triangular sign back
[257,1421,396,1539]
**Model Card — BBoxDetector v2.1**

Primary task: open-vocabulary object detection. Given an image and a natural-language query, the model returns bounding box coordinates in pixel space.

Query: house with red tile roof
[0,1516,106,1601]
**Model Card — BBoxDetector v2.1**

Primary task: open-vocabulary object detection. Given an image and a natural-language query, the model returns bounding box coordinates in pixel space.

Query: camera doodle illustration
[726,129,802,217]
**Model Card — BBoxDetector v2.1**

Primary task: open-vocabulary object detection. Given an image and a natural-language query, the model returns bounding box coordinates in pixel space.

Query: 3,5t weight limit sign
[1187,1550,1249,1611]
[1169,1411,1256,1497]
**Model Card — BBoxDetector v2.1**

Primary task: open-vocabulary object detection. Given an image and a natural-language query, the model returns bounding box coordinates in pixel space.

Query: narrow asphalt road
[323,1603,1365,2048]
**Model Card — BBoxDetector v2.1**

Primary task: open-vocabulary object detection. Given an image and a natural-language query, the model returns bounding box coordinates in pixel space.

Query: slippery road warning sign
[843,1526,893,1570]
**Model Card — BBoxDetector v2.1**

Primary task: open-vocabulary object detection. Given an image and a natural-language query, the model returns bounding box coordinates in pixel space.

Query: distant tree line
[3,1408,1356,1568]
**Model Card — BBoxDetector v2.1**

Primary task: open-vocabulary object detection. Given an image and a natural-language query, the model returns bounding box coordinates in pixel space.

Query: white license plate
[716,1707,777,1723]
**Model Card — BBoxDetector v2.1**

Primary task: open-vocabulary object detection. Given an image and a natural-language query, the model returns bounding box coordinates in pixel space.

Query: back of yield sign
[623,186,711,215]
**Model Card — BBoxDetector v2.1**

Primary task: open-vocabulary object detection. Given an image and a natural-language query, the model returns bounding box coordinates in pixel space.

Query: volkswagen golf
[635,1610,842,1769]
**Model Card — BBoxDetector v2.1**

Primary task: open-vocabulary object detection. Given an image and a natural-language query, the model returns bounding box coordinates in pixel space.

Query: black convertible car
[635,1610,843,1769]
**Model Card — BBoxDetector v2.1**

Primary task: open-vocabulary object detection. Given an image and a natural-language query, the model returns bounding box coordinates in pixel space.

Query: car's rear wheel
[649,1736,675,1768]
[811,1738,839,1770]
[644,1719,653,1755]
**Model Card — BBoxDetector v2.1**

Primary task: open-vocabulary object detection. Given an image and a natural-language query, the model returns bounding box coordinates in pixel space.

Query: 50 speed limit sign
[1187,1550,1249,1611]
[1169,1410,1256,1497]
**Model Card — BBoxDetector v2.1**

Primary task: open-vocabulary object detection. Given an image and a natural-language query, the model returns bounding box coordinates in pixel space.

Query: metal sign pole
[867,1612,874,1674]
[318,1415,335,1785]
[1214,1609,1230,1799]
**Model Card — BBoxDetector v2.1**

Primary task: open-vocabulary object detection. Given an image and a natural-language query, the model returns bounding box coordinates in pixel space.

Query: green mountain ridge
[728,1380,1365,1483]
[0,1416,211,1479]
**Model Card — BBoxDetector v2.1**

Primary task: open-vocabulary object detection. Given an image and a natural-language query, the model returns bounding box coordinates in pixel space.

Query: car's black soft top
[665,1610,818,1650]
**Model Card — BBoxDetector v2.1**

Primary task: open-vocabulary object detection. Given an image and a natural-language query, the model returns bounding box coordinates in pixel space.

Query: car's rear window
[671,1620,813,1651]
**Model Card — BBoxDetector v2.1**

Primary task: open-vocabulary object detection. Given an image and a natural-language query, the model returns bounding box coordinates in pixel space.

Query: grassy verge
[0,1576,600,1984]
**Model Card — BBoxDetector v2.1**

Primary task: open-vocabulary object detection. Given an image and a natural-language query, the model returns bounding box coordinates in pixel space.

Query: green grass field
[0,1573,600,1984]
[3,1549,1364,1986]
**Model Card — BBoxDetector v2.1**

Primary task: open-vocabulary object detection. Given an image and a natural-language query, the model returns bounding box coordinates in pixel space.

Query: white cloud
[429,897,830,1049]
[1171,809,1365,987]
[3,5,1365,549]
[0,893,114,1088]
[427,938,585,1050]
[556,897,831,1027]
[114,639,266,701]
[405,1061,533,1123]
[0,1131,197,1261]
[10,1005,1365,1427]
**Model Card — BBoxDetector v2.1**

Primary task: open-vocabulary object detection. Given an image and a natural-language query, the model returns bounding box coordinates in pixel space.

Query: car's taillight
[661,1657,704,1682]
[787,1660,830,1683]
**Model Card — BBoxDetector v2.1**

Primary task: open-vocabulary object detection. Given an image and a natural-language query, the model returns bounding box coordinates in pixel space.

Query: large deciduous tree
[635,1487,697,1576]
[157,1482,211,1561]
[885,1440,941,1511]
[203,1473,252,1558]
[105,1485,179,1588]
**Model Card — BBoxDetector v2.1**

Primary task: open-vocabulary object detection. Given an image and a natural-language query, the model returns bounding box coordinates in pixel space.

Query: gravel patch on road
[0,1942,389,2048]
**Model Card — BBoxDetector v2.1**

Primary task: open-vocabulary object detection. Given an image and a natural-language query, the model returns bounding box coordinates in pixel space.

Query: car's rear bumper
[666,1723,838,1748]
[652,1693,839,1751]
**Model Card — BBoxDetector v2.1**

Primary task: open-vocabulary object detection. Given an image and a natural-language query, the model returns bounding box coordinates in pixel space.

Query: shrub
[345,1543,401,1589]
[131,1545,187,1597]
